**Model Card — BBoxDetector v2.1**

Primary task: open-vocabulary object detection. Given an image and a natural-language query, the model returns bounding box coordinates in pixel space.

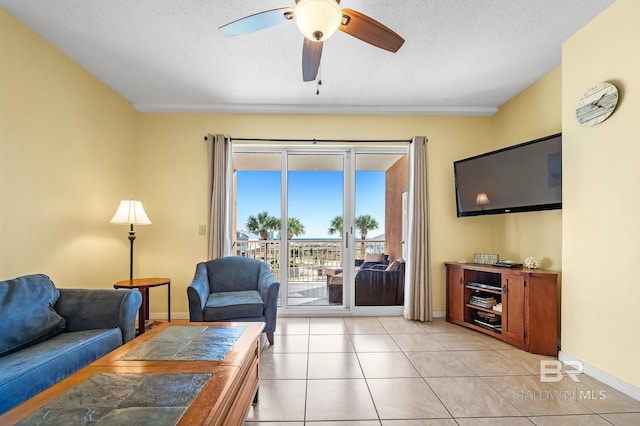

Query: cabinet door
[446,266,465,324]
[502,274,525,348]
[527,274,559,356]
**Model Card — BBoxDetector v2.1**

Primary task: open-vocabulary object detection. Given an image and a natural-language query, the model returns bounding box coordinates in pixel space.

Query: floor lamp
[110,200,152,280]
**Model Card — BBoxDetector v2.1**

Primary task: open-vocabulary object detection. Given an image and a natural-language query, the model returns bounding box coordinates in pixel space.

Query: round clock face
[576,82,619,126]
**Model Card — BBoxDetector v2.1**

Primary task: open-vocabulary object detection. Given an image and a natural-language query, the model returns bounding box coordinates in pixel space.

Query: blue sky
[236,171,385,239]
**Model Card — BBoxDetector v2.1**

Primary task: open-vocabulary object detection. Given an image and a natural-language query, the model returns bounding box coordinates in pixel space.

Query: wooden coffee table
[0,321,264,426]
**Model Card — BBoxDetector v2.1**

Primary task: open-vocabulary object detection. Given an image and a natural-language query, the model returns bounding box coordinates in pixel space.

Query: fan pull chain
[316,65,323,95]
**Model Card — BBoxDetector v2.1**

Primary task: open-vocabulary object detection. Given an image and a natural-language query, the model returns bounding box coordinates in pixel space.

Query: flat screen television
[454,133,562,217]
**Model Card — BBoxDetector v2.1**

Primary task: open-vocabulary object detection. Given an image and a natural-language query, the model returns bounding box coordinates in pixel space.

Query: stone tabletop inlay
[17,372,211,425]
[119,325,246,361]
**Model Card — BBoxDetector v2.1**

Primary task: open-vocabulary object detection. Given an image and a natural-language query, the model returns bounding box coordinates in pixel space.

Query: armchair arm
[187,262,209,322]
[257,264,280,333]
[363,264,387,271]
[55,288,142,343]
[360,261,387,270]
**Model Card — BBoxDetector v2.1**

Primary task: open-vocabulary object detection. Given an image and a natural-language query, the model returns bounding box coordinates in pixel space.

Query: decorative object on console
[473,253,499,265]
[576,82,619,126]
[494,260,523,268]
[110,200,152,280]
[523,256,541,269]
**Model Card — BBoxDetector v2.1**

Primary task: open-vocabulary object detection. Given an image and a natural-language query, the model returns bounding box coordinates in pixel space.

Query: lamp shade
[294,0,342,41]
[475,193,490,205]
[110,200,152,225]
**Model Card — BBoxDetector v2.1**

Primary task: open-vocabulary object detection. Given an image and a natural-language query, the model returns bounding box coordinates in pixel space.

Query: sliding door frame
[233,144,408,317]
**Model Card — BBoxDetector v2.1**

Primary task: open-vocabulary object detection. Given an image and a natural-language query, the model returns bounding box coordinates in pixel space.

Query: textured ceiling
[1,0,615,115]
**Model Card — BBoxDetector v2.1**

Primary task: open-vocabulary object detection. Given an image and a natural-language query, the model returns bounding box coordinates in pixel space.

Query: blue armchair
[187,257,280,345]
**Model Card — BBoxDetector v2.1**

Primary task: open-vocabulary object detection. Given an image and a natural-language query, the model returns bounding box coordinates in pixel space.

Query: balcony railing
[233,238,385,282]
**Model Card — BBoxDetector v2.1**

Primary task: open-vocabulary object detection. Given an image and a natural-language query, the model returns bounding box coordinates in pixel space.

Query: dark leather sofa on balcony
[355,259,405,306]
[328,259,405,306]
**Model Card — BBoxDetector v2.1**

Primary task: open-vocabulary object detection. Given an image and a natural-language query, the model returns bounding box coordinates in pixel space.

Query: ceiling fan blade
[339,8,405,53]
[219,8,293,37]
[302,38,323,82]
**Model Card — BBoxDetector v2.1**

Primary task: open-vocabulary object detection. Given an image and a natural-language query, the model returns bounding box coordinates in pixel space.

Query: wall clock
[575,82,619,126]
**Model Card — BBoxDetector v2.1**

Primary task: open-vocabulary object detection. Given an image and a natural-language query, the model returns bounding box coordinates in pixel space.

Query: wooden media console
[445,262,559,356]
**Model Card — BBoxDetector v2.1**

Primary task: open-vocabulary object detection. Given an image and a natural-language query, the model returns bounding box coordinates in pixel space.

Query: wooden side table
[114,277,171,335]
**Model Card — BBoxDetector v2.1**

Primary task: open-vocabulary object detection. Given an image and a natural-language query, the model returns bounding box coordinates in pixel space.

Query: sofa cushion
[385,259,403,271]
[0,328,122,414]
[203,290,264,321]
[0,274,67,357]
[363,253,384,263]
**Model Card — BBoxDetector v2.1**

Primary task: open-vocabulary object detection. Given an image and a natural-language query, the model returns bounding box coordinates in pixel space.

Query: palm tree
[246,211,279,240]
[356,214,379,252]
[287,217,305,239]
[328,215,343,237]
[285,217,305,268]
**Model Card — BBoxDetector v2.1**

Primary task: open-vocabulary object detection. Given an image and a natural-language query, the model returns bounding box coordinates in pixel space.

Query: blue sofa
[187,257,279,345]
[0,274,142,414]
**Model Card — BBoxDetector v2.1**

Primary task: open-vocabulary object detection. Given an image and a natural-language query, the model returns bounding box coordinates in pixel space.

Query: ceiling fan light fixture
[294,0,342,42]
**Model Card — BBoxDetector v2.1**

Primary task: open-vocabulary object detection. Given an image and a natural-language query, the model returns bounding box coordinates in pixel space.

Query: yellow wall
[0,8,139,285]
[561,0,640,387]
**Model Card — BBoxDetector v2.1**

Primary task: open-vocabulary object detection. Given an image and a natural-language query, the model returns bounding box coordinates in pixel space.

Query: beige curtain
[206,134,233,259]
[405,136,432,321]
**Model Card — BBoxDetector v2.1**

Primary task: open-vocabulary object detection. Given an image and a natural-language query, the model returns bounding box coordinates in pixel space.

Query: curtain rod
[204,136,412,144]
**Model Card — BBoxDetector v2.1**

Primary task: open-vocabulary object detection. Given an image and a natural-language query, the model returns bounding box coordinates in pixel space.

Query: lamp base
[128,225,136,280]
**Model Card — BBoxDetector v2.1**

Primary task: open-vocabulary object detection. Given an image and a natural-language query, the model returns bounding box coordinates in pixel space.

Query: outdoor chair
[187,256,280,345]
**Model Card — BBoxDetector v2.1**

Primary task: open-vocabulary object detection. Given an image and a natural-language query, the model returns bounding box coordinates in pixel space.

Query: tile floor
[287,281,331,306]
[244,316,640,425]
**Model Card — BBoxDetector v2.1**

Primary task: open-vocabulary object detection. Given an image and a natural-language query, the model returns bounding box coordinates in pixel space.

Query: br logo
[540,360,583,383]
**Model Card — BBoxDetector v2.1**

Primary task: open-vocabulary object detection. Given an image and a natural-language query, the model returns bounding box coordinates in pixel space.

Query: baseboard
[156,311,447,321]
[559,351,640,402]
[401,309,445,319]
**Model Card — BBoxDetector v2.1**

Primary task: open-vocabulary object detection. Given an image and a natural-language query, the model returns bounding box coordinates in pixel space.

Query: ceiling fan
[219,0,405,82]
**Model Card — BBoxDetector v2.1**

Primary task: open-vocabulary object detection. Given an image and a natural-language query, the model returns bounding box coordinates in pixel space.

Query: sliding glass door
[354,152,407,309]
[286,153,348,308]
[233,151,282,284]
[233,146,407,315]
